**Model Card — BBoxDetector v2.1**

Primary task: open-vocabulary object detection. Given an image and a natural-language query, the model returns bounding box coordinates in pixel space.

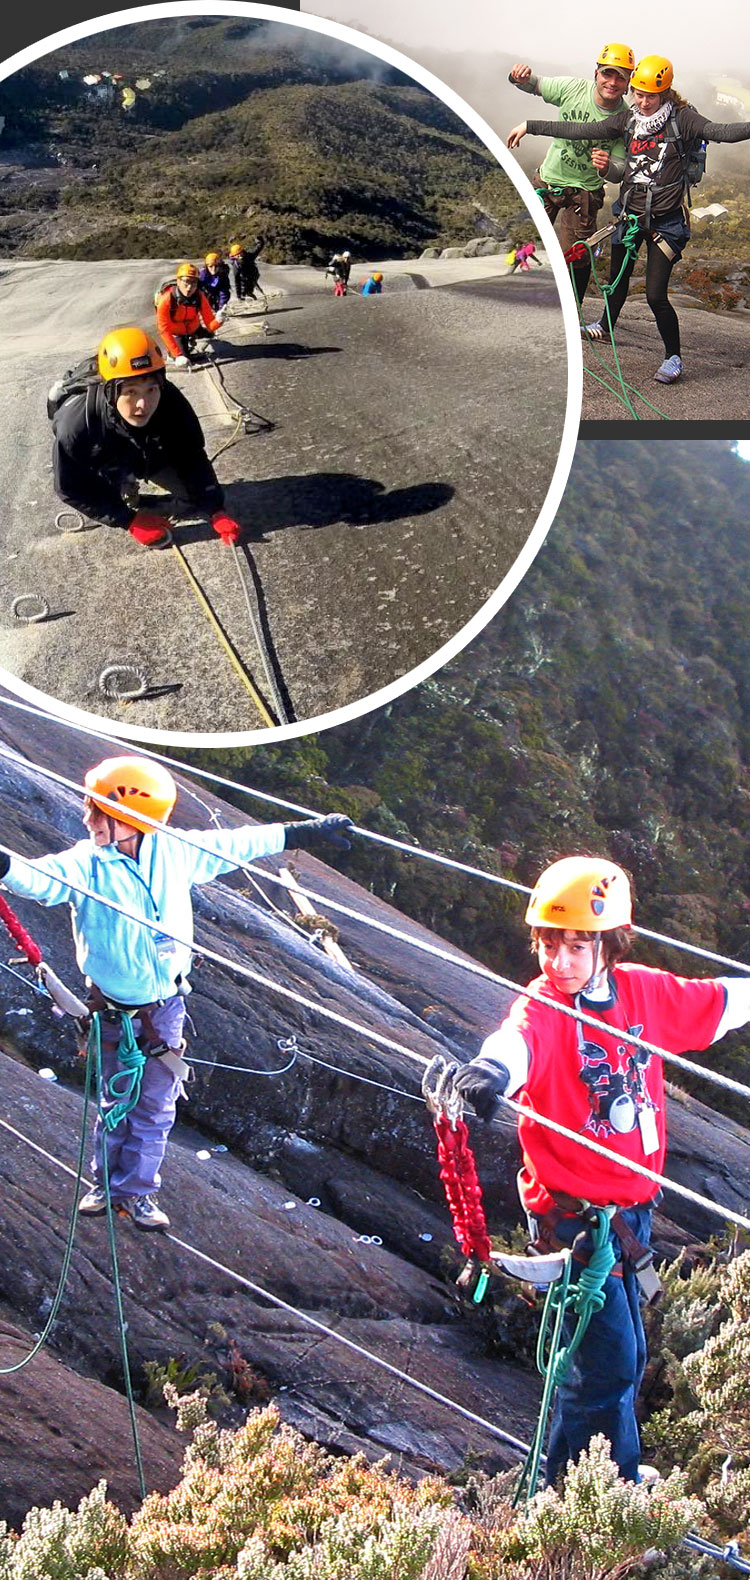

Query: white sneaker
[78,1184,108,1216]
[122,1194,170,1231]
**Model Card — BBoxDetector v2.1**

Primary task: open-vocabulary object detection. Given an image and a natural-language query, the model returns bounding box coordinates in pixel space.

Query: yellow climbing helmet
[205,250,221,269]
[229,242,243,257]
[630,55,674,93]
[97,327,165,383]
[596,43,635,74]
[84,756,177,833]
[525,857,632,931]
[176,261,200,282]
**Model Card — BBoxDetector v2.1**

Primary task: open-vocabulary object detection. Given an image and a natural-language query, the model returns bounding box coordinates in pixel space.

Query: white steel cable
[1,840,750,1235]
[2,1106,749,1573]
[0,1112,533,1460]
[1,690,749,976]
[2,749,750,1110]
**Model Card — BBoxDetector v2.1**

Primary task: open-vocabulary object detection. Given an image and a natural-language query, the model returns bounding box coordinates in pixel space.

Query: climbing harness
[560,211,674,421]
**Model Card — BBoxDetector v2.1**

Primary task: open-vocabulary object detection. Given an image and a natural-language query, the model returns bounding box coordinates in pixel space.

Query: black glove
[283,814,354,852]
[453,1059,510,1122]
[0,852,10,880]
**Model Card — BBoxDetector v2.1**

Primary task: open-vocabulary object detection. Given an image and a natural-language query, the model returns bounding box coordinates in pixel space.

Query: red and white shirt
[481,965,727,1216]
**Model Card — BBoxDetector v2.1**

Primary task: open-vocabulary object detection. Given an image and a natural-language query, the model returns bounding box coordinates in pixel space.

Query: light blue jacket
[3,822,286,1004]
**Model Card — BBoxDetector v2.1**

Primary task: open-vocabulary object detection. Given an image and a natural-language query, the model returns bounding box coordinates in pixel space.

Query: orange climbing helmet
[596,42,635,74]
[630,55,674,93]
[97,327,165,383]
[372,271,384,282]
[525,857,632,931]
[229,242,243,257]
[205,250,221,269]
[84,756,177,833]
[176,261,200,283]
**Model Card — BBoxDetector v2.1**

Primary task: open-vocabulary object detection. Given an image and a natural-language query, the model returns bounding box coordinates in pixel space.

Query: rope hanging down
[563,219,672,422]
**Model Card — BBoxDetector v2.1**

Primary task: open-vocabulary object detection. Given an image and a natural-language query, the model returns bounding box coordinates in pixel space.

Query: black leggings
[603,233,681,357]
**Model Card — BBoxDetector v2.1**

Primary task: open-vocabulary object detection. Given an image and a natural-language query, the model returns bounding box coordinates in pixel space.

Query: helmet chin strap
[582,934,606,995]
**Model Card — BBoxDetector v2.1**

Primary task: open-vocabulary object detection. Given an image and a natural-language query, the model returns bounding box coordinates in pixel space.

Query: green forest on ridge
[0,16,523,260]
[205,439,750,1110]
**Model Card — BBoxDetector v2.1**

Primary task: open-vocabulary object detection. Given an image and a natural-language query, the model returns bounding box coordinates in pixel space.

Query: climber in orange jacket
[155,261,225,366]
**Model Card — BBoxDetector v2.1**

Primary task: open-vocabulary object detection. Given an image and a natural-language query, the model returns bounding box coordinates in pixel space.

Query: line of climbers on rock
[3,758,750,1497]
[327,250,384,297]
[47,239,266,549]
[506,43,750,385]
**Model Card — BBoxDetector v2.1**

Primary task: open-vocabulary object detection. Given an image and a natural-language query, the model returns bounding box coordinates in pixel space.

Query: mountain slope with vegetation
[0,16,523,260]
[206,440,750,1110]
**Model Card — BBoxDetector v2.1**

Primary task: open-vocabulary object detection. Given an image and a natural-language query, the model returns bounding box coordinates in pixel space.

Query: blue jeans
[543,1204,652,1486]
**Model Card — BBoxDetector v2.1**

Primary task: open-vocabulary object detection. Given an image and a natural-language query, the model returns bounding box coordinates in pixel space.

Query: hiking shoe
[122,1194,170,1231]
[654,355,683,383]
[580,320,610,342]
[638,1464,662,1487]
[78,1184,108,1216]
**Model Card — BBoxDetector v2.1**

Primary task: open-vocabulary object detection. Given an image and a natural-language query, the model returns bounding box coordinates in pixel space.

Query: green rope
[0,1038,94,1375]
[571,238,673,421]
[515,1208,616,1507]
[92,1013,147,1501]
[598,214,641,298]
[102,1012,147,1132]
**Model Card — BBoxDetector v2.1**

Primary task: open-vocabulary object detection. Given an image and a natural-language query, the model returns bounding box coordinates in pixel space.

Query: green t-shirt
[536,76,626,190]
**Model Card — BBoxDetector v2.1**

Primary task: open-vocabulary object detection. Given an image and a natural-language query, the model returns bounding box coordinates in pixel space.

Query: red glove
[564,242,588,265]
[129,510,170,547]
[211,512,242,545]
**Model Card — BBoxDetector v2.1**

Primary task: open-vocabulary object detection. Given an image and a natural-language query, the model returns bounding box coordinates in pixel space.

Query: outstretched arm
[508,64,541,95]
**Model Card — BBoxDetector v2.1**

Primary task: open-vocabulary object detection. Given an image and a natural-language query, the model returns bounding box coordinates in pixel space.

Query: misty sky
[301,0,746,74]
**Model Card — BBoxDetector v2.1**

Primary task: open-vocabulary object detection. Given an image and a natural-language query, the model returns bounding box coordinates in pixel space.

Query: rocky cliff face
[1,697,749,1525]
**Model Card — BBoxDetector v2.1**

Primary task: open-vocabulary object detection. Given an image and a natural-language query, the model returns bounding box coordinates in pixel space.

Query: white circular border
[0,0,582,748]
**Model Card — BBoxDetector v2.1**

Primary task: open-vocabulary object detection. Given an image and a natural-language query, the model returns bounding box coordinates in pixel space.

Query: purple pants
[91,995,187,1200]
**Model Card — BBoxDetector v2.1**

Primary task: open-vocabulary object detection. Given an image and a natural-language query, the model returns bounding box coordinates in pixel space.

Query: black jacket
[52,379,223,528]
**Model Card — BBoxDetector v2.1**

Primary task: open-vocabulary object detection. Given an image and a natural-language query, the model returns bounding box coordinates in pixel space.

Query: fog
[302,0,750,180]
[302,0,750,72]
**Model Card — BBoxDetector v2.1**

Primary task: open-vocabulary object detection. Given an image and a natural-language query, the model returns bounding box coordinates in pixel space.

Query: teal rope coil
[515,1208,615,1506]
[102,1012,147,1132]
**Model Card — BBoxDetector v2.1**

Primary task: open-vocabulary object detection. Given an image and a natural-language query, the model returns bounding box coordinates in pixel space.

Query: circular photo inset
[0,4,580,743]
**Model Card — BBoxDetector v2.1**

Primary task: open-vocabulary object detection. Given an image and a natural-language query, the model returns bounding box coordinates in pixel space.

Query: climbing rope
[515,1208,616,1505]
[169,539,278,726]
[91,1012,147,1133]
[565,217,673,421]
[91,1014,147,1500]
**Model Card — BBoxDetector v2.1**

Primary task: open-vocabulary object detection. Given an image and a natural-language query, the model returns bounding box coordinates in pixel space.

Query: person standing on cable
[228,238,266,304]
[508,55,750,383]
[0,756,354,1230]
[155,261,226,366]
[508,44,632,309]
[454,856,750,1485]
[50,327,242,546]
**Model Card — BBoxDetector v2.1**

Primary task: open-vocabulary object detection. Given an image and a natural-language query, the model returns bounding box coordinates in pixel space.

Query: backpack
[154,277,178,308]
[668,110,708,200]
[46,354,100,424]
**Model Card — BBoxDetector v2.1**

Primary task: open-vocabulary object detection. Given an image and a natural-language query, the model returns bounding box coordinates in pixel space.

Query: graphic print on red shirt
[506,964,725,1215]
